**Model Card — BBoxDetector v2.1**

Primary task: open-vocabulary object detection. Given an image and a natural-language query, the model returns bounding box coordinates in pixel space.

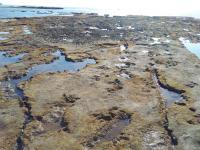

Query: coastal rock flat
[0,99,24,150]
[0,14,200,150]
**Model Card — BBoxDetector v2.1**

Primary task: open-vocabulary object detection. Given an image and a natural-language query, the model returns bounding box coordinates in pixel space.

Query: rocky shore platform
[0,14,200,150]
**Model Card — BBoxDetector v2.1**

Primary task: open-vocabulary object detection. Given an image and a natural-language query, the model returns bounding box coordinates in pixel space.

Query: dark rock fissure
[151,68,179,146]
[16,87,33,150]
[154,69,185,94]
[16,136,24,150]
[60,116,69,132]
[163,113,178,146]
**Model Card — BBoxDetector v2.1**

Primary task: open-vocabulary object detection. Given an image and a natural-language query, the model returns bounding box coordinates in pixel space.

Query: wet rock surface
[0,15,200,150]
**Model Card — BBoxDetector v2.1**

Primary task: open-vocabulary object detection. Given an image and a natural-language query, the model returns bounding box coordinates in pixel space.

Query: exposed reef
[0,14,200,150]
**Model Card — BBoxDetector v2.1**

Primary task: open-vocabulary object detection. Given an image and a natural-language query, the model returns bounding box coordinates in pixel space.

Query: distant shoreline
[0,5,64,9]
[18,6,64,9]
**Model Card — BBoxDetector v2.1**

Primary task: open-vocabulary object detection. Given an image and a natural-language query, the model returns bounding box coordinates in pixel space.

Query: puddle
[100,118,130,141]
[25,50,96,75]
[86,114,131,147]
[2,50,96,99]
[179,37,200,59]
[23,26,32,35]
[152,69,184,107]
[160,86,184,107]
[0,52,26,67]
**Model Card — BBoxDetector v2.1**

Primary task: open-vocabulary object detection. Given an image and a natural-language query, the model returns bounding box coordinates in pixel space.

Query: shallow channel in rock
[0,51,26,67]
[152,69,184,107]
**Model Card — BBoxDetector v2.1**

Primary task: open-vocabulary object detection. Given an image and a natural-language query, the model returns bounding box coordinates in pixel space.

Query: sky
[0,0,200,17]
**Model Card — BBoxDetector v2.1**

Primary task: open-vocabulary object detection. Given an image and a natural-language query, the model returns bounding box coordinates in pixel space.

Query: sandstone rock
[0,100,23,150]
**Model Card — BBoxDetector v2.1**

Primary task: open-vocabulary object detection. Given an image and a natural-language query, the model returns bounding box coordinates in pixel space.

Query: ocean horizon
[0,5,200,19]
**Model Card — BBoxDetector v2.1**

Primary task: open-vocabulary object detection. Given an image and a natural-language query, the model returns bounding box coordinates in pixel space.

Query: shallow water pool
[179,37,200,59]
[0,52,26,67]
[2,50,96,99]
